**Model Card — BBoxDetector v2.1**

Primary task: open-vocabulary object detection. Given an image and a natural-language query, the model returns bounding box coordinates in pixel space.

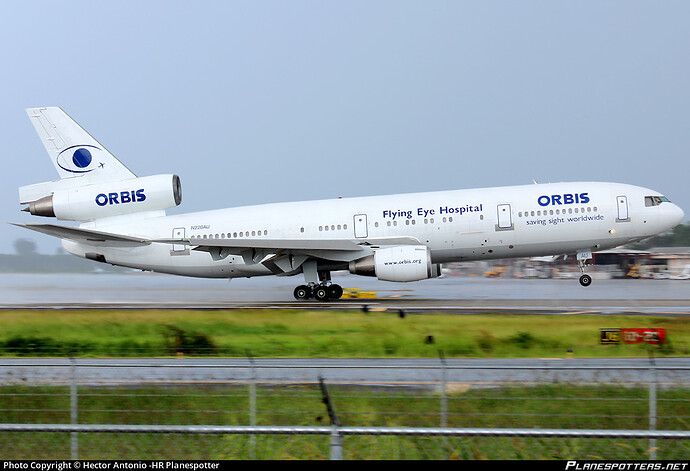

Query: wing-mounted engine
[20,174,182,222]
[349,245,441,282]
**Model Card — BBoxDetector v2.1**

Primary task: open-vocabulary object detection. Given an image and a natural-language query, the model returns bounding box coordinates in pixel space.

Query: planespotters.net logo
[566,462,688,471]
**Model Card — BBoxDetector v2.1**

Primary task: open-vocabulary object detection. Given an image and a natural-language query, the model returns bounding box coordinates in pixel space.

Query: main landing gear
[294,261,344,301]
[294,283,344,301]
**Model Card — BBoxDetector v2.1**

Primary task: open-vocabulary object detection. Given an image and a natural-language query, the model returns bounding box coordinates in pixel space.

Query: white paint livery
[16,107,685,300]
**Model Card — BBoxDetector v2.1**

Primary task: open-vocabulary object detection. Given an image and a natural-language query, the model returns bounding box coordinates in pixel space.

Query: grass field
[0,383,688,459]
[0,309,688,459]
[0,308,687,357]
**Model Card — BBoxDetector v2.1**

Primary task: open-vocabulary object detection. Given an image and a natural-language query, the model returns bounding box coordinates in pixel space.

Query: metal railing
[0,357,687,460]
[1,423,689,460]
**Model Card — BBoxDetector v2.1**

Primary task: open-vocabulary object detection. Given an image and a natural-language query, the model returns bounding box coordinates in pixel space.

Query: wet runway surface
[0,273,688,315]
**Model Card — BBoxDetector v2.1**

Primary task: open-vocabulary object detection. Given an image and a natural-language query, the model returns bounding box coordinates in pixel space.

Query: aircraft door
[353,214,368,238]
[496,204,514,230]
[172,227,187,253]
[616,196,630,222]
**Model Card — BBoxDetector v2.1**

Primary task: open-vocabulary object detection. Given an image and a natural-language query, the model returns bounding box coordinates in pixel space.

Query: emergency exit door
[496,204,514,230]
[353,214,368,238]
[172,227,187,253]
[616,196,630,222]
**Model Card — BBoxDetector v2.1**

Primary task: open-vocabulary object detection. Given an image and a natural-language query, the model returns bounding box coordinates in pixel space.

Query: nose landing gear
[579,273,592,287]
[577,250,593,287]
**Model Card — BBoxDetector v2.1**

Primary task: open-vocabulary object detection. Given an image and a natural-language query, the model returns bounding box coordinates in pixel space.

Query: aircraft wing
[12,223,151,247]
[13,222,423,275]
[155,236,421,251]
[154,235,423,272]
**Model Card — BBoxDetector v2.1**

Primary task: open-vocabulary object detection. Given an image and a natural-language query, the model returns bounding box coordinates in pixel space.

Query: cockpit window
[645,196,671,207]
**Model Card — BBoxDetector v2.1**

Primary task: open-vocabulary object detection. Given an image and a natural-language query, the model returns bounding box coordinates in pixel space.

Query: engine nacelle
[349,245,442,282]
[24,174,182,222]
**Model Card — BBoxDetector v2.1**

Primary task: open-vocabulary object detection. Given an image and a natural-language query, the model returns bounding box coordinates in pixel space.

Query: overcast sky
[2,1,688,253]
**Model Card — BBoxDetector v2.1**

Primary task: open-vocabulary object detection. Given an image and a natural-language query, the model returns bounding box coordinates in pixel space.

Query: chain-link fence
[0,358,688,459]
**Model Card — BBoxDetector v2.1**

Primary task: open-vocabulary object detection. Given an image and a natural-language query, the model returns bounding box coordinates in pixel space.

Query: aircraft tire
[327,284,343,300]
[579,274,592,287]
[294,285,312,300]
[313,286,330,301]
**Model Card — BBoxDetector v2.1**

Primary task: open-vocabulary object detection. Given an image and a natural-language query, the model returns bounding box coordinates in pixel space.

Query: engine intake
[349,245,441,282]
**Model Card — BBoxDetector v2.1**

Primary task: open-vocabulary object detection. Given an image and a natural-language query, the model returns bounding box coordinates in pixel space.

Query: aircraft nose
[674,204,685,225]
[667,203,685,228]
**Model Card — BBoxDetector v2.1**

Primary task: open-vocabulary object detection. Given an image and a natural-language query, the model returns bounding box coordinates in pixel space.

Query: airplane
[15,107,685,300]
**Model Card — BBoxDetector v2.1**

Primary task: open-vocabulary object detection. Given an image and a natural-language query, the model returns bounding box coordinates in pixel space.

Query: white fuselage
[62,181,684,279]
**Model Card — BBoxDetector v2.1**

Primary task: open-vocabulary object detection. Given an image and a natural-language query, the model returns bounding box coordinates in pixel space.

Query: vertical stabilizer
[26,107,136,182]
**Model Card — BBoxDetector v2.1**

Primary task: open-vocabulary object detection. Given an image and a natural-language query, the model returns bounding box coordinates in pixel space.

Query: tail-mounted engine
[21,174,182,222]
[349,245,442,282]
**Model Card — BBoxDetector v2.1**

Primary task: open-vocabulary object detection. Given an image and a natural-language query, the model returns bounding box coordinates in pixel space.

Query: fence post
[319,377,342,460]
[439,350,448,428]
[70,357,78,460]
[648,350,657,460]
[246,350,257,460]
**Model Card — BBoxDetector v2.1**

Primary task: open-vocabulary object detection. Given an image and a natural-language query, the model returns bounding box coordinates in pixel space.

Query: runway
[0,273,689,315]
[4,297,689,316]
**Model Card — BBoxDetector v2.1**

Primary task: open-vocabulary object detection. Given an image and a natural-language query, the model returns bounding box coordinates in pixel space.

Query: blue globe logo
[72,148,92,168]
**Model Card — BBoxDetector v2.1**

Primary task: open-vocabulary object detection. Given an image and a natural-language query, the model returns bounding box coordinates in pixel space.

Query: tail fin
[26,107,136,182]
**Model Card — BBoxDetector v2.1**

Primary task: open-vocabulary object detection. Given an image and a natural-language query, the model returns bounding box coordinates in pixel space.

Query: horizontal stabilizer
[13,223,151,247]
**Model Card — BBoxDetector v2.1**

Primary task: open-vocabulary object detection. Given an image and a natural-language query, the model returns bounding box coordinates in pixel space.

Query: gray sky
[2,1,688,253]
